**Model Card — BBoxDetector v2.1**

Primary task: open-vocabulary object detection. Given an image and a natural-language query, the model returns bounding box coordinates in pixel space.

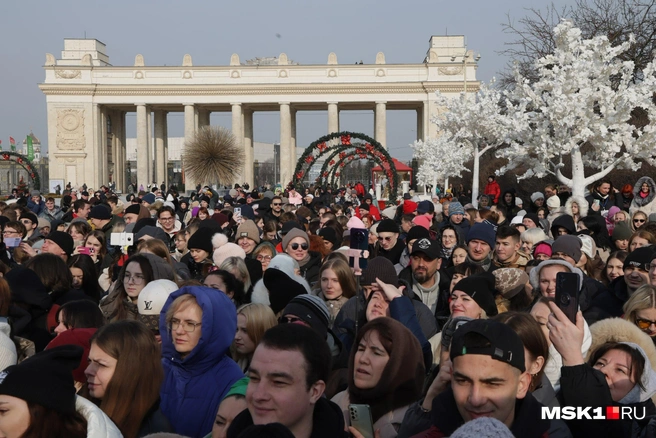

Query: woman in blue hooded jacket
[159,286,244,438]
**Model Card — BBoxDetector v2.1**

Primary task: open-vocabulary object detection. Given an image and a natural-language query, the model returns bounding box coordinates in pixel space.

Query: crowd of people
[2,175,656,437]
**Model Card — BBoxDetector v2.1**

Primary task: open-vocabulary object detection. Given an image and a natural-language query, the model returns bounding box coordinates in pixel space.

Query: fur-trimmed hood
[587,317,656,403]
[632,176,656,207]
[564,195,589,218]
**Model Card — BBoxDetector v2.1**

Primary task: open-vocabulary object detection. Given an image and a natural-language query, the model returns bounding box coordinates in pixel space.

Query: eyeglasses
[2,230,18,236]
[256,254,272,261]
[272,203,282,206]
[378,236,393,242]
[279,316,303,324]
[290,242,309,251]
[634,219,646,224]
[20,220,33,226]
[636,318,656,330]
[123,274,145,284]
[159,216,174,222]
[170,318,202,333]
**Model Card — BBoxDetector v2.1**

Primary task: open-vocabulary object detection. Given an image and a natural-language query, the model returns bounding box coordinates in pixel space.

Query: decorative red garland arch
[292,131,399,195]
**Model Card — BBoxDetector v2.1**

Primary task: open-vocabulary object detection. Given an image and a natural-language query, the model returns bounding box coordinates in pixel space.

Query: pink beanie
[412,215,431,230]
[533,242,552,258]
[347,216,366,230]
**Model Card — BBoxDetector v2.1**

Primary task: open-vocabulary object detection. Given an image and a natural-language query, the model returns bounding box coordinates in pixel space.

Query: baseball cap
[450,319,526,372]
[410,238,441,260]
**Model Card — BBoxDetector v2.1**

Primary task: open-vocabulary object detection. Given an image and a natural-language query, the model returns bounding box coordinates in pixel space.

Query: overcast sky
[0,0,573,162]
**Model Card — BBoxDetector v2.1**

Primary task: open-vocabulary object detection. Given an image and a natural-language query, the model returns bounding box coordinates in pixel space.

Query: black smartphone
[556,272,579,324]
[349,228,369,270]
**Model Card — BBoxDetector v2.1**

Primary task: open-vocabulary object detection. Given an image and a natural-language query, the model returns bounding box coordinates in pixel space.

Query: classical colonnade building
[39,37,479,191]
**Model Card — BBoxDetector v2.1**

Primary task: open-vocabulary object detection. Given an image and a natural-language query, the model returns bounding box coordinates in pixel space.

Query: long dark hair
[110,255,155,321]
[68,254,102,303]
[24,253,72,302]
[21,402,87,438]
[90,321,163,438]
[56,300,105,331]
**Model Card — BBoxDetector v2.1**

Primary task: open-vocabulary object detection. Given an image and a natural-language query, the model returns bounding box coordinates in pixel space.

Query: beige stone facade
[39,37,480,191]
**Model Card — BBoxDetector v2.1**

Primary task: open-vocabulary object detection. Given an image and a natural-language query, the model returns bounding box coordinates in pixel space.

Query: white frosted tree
[501,20,656,199]
[412,134,471,193]
[426,80,518,206]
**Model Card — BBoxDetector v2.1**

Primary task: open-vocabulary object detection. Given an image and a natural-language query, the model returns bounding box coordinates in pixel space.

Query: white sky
[0,0,574,161]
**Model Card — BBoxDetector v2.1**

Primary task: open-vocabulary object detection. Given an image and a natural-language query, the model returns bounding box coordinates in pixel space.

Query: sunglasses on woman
[290,242,309,251]
[634,219,646,224]
[636,318,656,330]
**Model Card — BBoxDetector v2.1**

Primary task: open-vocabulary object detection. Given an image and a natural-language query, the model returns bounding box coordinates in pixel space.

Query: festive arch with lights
[0,152,41,191]
[293,131,398,195]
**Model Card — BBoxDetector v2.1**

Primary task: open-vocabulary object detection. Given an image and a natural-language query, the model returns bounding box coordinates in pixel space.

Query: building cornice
[38,82,480,96]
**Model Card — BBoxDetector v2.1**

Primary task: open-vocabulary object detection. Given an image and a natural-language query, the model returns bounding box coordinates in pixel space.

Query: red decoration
[339,152,346,160]
[329,159,335,166]
[17,158,22,164]
[341,135,351,145]
[323,171,329,177]
[305,155,314,164]
[2,154,8,160]
[348,156,354,161]
[365,143,374,152]
[335,172,340,177]
[296,171,304,179]
[340,162,346,168]
[317,142,327,152]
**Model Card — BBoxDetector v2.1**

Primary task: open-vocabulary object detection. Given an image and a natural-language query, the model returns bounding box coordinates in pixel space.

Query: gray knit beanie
[282,228,310,250]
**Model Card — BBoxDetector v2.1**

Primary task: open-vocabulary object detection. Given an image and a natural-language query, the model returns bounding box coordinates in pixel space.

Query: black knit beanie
[452,273,498,316]
[361,257,399,287]
[187,227,215,253]
[377,219,399,234]
[0,345,82,414]
[282,295,331,339]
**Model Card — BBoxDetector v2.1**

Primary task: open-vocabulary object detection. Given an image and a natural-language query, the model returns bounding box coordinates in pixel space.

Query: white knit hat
[546,195,561,208]
[212,233,246,267]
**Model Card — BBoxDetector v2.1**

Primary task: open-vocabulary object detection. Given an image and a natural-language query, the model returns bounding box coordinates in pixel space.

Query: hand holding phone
[348,404,375,438]
[556,272,580,324]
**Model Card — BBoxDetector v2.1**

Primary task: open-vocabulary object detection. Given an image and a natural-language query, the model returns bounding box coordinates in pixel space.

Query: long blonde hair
[232,303,277,362]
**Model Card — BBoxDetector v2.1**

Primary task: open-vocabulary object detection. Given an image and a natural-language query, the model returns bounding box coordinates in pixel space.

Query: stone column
[119,111,127,191]
[163,113,169,188]
[231,103,244,186]
[146,109,153,184]
[154,110,167,187]
[243,109,254,188]
[328,102,339,134]
[279,103,292,186]
[375,101,387,149]
[136,104,149,191]
[98,106,108,186]
[291,109,297,169]
[111,111,123,191]
[184,104,196,191]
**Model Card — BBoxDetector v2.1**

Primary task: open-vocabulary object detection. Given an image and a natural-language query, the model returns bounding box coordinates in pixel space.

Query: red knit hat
[403,200,418,214]
[45,328,97,383]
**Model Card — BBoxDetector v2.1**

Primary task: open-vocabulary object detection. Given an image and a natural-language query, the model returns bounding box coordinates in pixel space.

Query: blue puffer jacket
[159,286,243,438]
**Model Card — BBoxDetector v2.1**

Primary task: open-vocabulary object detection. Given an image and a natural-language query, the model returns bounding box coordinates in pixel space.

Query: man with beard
[399,238,451,328]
